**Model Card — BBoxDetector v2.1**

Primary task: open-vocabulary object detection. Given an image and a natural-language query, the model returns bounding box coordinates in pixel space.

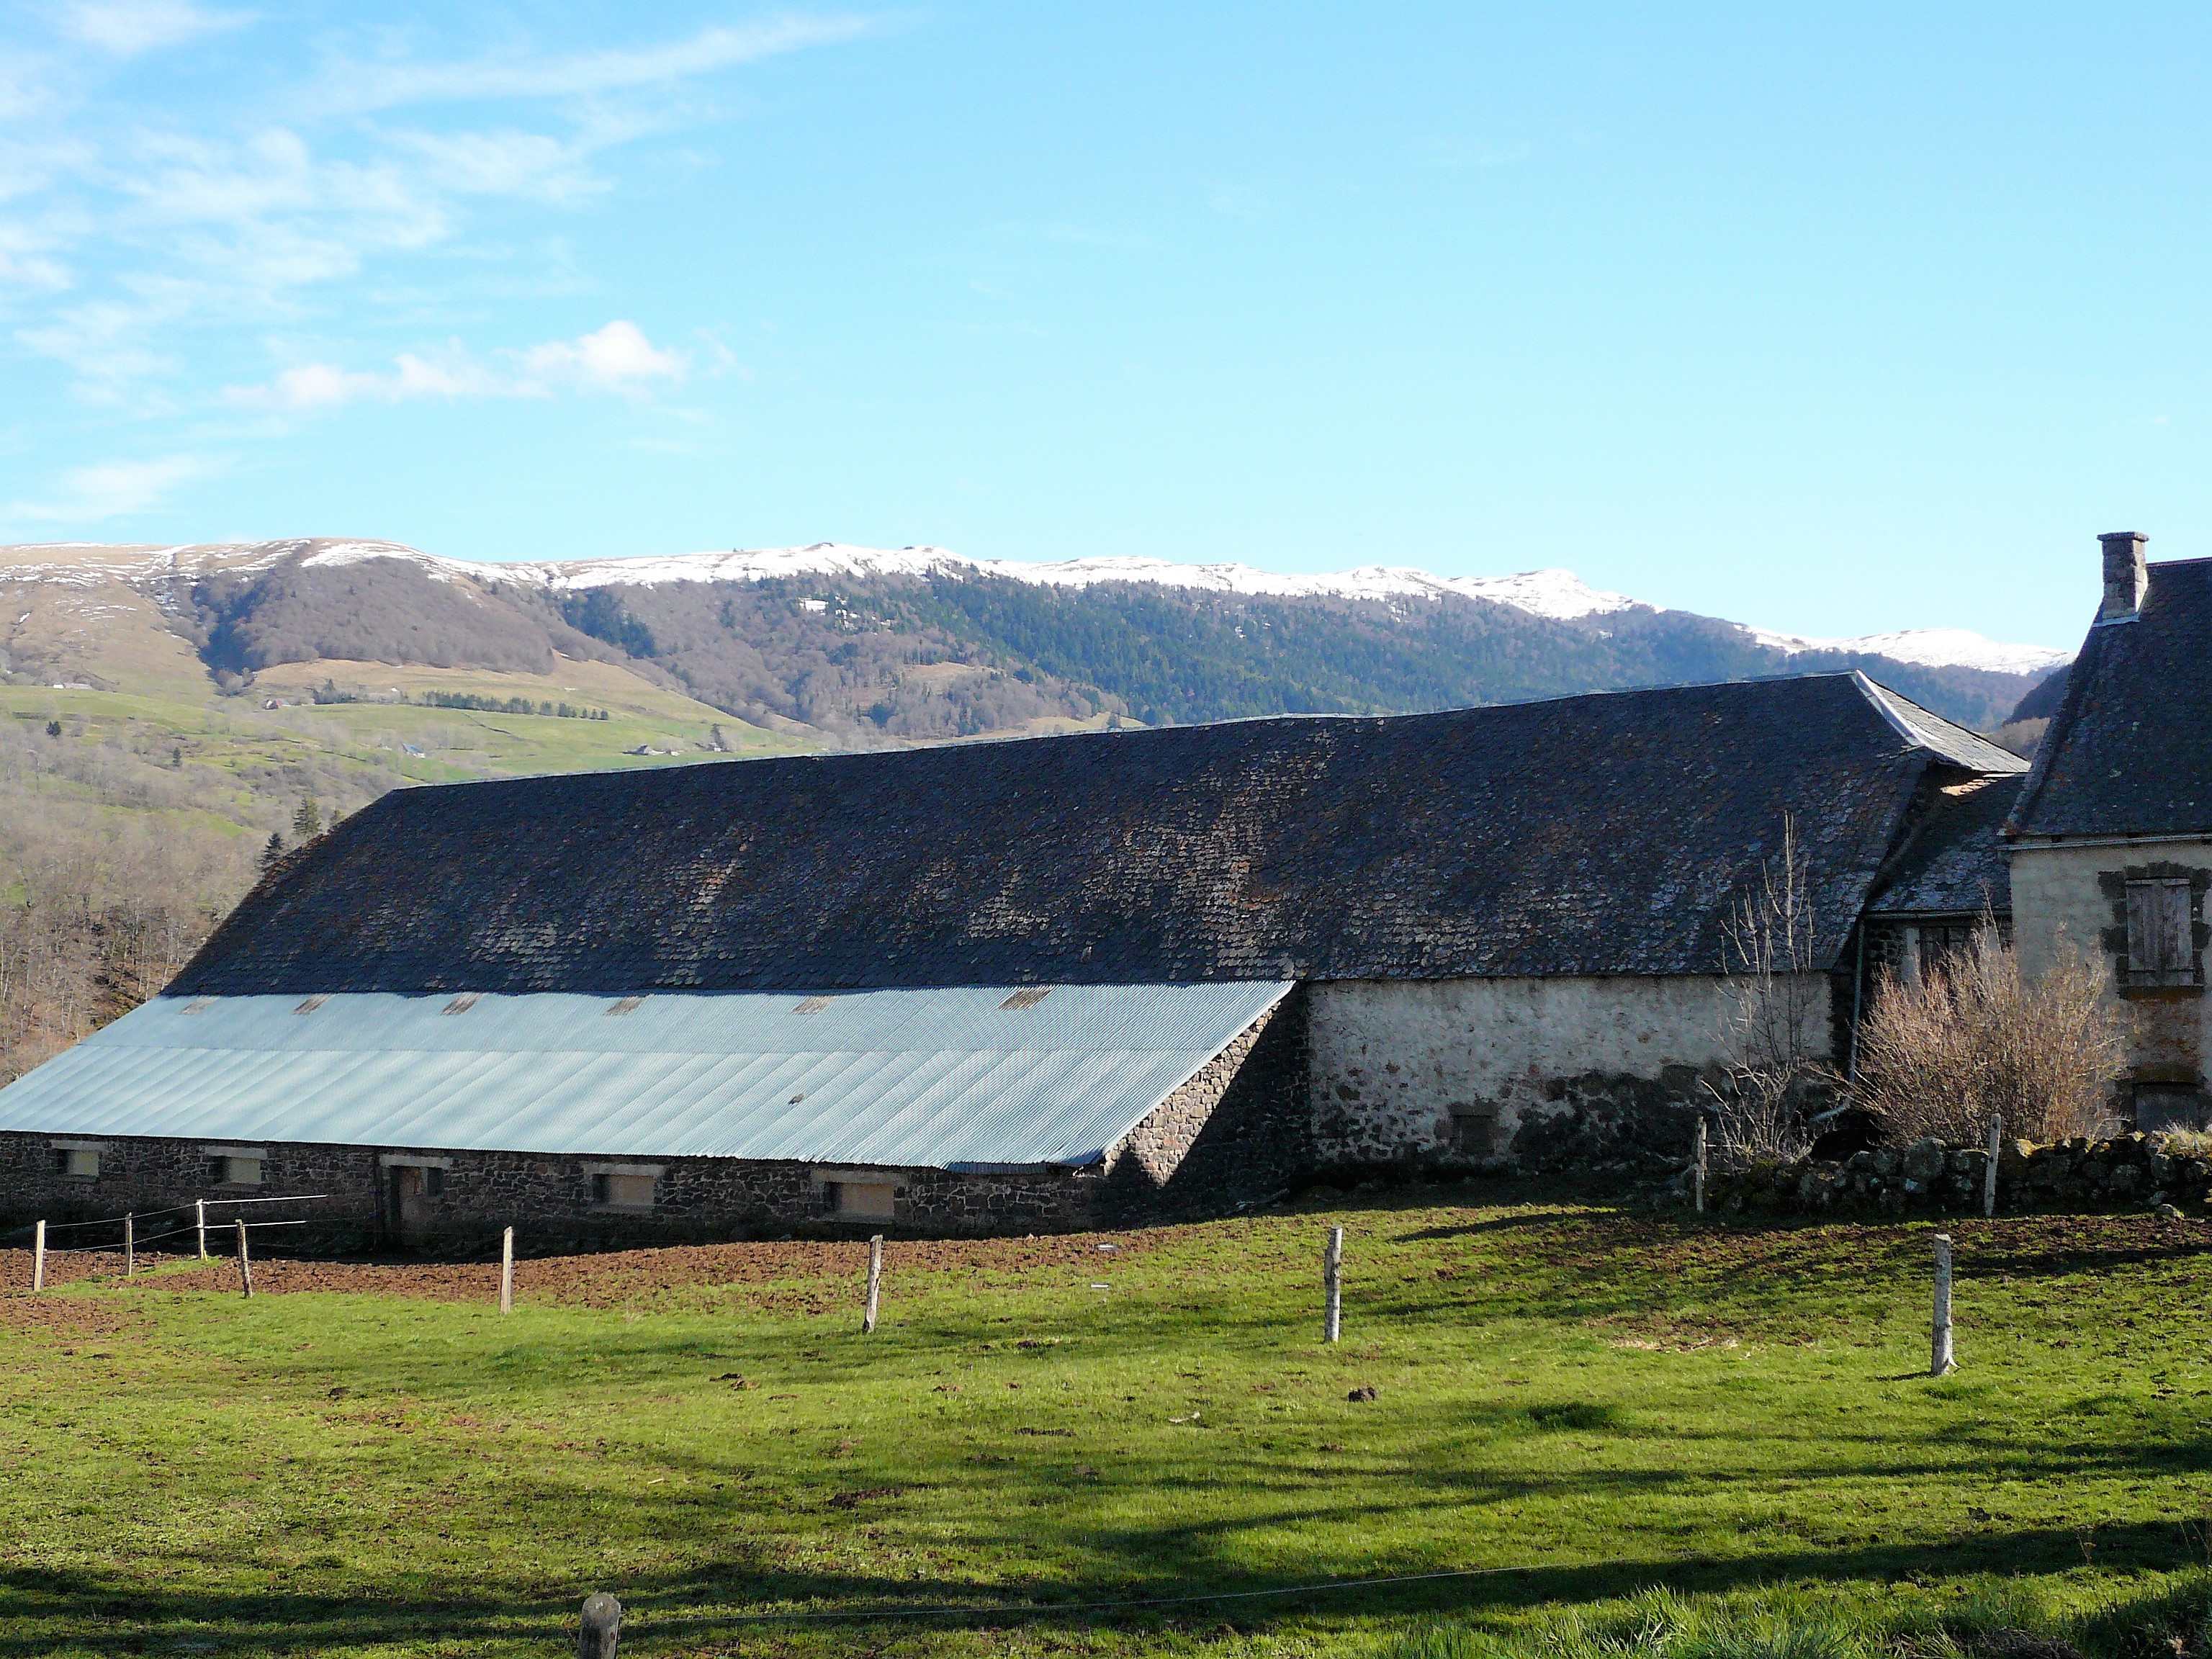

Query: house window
[834,1181,896,1220]
[593,1172,656,1209]
[2126,879,2195,986]
[54,1147,99,1179]
[213,1156,264,1186]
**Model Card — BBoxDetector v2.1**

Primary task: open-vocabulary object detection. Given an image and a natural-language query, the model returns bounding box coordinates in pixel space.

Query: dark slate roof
[1866,775,2020,918]
[2009,558,2212,840]
[173,673,2021,997]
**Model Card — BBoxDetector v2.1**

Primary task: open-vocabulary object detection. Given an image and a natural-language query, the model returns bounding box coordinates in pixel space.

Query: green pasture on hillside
[4,1196,2211,1658]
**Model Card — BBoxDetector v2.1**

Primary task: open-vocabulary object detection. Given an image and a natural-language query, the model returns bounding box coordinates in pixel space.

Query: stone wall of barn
[2011,840,2212,1131]
[1305,973,1835,1177]
[1097,988,1308,1221]
[0,1131,1104,1253]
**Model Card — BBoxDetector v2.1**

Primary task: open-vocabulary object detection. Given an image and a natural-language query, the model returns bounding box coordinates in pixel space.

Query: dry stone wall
[1693,1133,2212,1216]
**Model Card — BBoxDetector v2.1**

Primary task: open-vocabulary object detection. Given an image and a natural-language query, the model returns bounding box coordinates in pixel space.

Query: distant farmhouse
[3,532,2191,1246]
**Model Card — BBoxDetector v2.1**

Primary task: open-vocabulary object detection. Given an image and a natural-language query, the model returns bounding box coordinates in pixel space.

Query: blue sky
[1,3,2207,647]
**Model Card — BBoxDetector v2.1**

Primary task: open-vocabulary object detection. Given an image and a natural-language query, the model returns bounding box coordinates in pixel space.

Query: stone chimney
[2098,531,2149,624]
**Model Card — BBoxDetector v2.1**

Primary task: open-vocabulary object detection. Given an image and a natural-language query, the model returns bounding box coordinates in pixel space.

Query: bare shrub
[1704,818,1837,1167]
[1856,923,2125,1143]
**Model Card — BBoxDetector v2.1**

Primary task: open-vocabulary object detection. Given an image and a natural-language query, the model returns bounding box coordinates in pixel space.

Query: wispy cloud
[6,14,871,399]
[9,452,208,519]
[57,0,251,57]
[225,319,687,410]
[317,17,872,114]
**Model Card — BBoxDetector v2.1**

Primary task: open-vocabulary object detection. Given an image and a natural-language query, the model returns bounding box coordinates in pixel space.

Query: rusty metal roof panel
[0,982,1291,1171]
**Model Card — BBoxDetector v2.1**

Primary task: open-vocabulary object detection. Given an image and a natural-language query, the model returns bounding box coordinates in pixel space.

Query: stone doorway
[385,1162,441,1247]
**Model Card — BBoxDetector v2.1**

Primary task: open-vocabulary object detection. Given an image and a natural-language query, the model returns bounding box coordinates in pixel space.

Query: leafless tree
[1704,817,1836,1167]
[1856,920,2124,1143]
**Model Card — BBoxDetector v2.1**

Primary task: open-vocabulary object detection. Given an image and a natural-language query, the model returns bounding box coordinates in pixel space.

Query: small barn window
[213,1156,264,1186]
[1449,1110,1498,1156]
[54,1147,99,1179]
[2126,879,2195,986]
[834,1181,896,1220]
[593,1172,656,1209]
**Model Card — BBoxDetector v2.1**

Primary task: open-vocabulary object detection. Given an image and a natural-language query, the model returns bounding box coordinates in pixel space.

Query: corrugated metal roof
[0,982,1292,1172]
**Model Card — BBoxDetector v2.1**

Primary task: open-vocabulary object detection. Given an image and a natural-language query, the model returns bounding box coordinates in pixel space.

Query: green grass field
[5,1193,2211,1658]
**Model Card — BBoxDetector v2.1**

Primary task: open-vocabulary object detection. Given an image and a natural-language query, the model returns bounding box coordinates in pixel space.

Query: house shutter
[2127,879,2193,982]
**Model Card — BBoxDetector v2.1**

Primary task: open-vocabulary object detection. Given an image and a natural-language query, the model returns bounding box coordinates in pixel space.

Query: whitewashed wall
[1306,974,1834,1165]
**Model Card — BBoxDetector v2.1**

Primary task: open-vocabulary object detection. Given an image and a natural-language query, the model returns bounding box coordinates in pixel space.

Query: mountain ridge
[0,536,2067,744]
[0,536,2071,678]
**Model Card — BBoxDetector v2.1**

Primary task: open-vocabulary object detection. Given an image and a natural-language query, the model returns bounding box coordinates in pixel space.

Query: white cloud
[225,319,685,410]
[320,17,871,113]
[9,452,206,519]
[58,0,251,56]
[517,319,684,391]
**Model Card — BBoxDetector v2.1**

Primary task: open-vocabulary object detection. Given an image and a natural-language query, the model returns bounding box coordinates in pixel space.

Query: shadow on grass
[5,1523,2205,1658]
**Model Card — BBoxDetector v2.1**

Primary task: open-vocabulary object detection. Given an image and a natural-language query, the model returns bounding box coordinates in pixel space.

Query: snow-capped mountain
[490,540,2054,667]
[1750,624,2072,678]
[0,536,2072,685]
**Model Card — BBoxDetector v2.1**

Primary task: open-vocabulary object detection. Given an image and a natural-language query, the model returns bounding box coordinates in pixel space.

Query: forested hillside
[518,567,2056,739]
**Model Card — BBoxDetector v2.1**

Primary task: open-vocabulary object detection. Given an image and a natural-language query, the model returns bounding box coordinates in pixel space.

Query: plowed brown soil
[0,1226,1164,1309]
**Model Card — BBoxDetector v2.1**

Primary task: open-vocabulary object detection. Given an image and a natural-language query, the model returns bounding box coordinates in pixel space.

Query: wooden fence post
[235,1219,253,1298]
[1324,1226,1344,1343]
[500,1226,514,1316]
[32,1220,44,1292]
[863,1235,883,1334]
[124,1213,134,1278]
[1694,1118,1709,1214]
[196,1199,207,1260]
[1931,1232,1955,1376]
[580,1591,621,1658]
[1983,1116,2002,1218]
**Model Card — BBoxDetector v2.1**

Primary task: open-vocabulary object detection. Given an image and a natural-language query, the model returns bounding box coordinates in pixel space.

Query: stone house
[0,670,2026,1246]
[2006,533,2212,1132]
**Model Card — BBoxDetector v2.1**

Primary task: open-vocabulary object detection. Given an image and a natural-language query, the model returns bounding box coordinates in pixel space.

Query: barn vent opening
[213,1155,264,1186]
[53,1146,99,1179]
[834,1181,896,1220]
[593,1172,656,1209]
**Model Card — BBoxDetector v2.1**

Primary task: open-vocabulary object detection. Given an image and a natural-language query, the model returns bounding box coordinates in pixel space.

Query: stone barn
[0,670,2026,1247]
